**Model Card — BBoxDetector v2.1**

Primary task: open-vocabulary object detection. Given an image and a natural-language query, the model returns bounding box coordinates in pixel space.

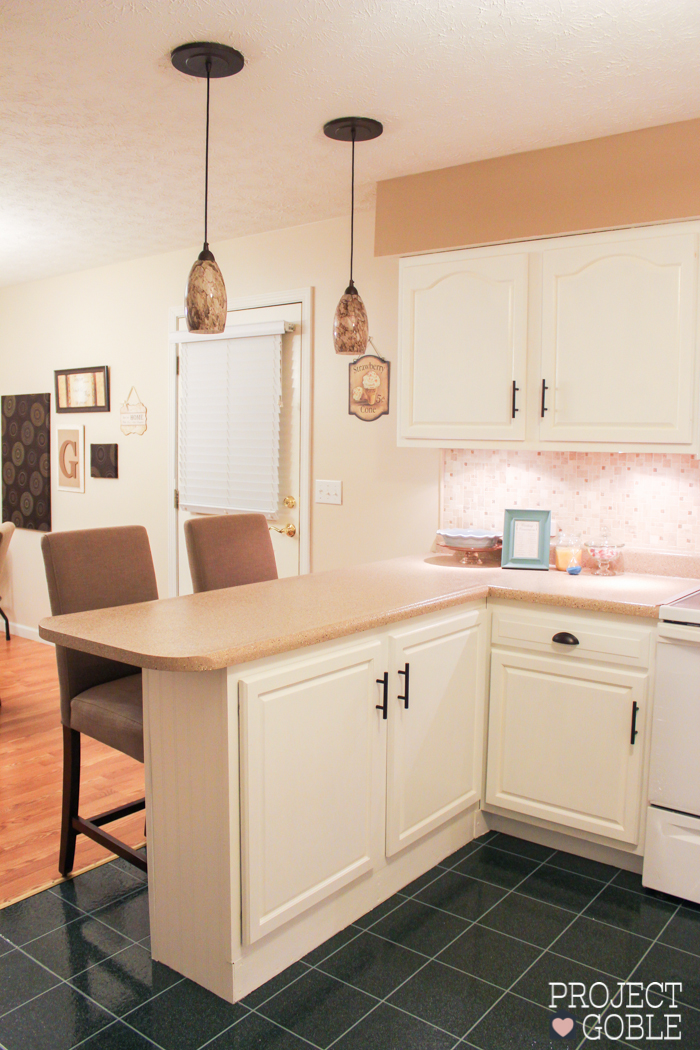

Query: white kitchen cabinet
[238,637,387,944]
[238,607,488,942]
[385,608,486,856]
[485,648,647,844]
[539,233,697,445]
[398,250,528,442]
[398,221,700,452]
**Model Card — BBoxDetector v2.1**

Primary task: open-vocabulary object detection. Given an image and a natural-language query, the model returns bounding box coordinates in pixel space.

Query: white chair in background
[0,521,16,640]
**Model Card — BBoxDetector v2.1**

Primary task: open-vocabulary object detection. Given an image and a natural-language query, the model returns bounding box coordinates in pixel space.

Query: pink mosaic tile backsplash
[442,450,700,551]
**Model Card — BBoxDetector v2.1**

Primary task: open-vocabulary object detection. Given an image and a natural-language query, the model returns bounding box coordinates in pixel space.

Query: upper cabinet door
[540,234,698,445]
[399,251,528,442]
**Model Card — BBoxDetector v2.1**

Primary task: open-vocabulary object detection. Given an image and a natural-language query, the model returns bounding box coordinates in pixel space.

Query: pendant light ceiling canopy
[324,116,383,356]
[171,42,244,335]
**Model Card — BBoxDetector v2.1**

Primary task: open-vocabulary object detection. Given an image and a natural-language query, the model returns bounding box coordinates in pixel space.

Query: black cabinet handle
[552,632,579,646]
[376,672,388,719]
[512,380,520,418]
[541,379,549,417]
[398,662,410,709]
[630,701,639,745]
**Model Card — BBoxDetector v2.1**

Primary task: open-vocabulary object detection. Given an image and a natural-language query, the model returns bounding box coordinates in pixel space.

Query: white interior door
[176,302,303,594]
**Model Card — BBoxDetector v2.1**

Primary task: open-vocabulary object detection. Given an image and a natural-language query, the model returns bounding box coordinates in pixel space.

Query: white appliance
[643,591,700,903]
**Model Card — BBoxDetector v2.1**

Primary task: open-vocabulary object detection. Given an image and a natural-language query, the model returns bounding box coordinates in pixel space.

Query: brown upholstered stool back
[184,513,278,593]
[41,526,158,726]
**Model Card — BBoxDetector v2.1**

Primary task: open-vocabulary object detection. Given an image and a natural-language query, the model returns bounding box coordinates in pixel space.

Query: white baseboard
[8,622,52,645]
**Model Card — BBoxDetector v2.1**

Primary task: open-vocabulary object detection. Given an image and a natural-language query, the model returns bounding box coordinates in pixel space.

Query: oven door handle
[658,622,700,644]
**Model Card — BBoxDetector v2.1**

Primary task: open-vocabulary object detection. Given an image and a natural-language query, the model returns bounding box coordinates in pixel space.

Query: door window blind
[179,333,282,515]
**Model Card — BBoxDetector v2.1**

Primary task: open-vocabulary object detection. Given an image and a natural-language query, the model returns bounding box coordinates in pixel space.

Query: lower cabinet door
[486,650,647,844]
[238,639,386,943]
[386,609,485,856]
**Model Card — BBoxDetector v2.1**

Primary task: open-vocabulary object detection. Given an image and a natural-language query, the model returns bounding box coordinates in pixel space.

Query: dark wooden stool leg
[59,726,80,877]
[0,606,10,640]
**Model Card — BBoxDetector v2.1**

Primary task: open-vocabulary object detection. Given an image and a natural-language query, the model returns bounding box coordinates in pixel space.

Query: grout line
[458,853,621,1044]
[315,848,566,1047]
[68,1018,165,1050]
[0,975,65,1022]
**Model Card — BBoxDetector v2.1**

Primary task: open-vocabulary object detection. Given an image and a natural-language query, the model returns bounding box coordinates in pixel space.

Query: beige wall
[0,210,439,636]
[375,117,700,257]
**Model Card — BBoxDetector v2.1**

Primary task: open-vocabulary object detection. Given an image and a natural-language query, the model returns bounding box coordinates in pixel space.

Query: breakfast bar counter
[37,556,700,1003]
[38,554,700,671]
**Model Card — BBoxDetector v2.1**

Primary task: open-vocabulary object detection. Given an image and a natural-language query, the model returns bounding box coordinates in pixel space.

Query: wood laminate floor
[0,635,145,906]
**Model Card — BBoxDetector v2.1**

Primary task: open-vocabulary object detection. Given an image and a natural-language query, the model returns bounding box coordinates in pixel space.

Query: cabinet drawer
[490,604,651,668]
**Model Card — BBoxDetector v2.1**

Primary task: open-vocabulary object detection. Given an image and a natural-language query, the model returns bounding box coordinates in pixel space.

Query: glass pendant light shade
[171,43,244,336]
[324,116,382,357]
[333,279,368,355]
[186,246,227,334]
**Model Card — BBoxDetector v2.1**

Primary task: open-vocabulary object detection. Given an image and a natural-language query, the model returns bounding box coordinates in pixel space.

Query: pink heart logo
[552,1017,575,1037]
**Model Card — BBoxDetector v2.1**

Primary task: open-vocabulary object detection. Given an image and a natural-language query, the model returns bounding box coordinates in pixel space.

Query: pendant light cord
[349,126,356,286]
[203,58,211,249]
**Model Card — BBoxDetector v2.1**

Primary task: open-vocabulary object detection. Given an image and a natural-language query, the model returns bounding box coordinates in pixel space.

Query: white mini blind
[179,331,282,515]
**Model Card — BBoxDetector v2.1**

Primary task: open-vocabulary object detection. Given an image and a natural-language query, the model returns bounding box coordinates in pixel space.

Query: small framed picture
[55,366,110,413]
[91,443,118,478]
[56,426,85,493]
[501,508,552,570]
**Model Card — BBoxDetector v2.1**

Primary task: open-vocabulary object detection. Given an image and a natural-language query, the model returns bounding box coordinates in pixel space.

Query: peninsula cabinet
[398,221,700,452]
[238,606,486,945]
[238,637,387,944]
[385,608,485,856]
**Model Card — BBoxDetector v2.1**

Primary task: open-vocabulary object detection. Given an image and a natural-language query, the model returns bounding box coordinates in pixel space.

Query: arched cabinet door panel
[399,251,528,442]
[539,233,697,446]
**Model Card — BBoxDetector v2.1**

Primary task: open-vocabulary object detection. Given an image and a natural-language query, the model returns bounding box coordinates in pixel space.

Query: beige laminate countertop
[38,554,700,672]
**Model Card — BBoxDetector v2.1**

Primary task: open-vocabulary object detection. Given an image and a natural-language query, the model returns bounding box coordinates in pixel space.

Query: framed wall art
[349,354,390,421]
[55,366,110,413]
[1,393,51,531]
[91,443,118,478]
[501,508,552,570]
[56,426,85,493]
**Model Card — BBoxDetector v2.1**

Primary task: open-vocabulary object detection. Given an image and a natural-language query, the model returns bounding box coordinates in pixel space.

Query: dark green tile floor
[1,832,699,1049]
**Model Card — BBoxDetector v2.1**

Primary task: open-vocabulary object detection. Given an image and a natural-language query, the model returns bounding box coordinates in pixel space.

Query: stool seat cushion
[70,673,144,763]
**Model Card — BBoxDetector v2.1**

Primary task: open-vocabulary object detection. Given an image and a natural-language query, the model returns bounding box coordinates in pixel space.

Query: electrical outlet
[315,480,342,505]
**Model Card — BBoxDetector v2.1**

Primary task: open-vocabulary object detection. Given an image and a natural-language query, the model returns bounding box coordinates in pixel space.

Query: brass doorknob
[269,523,296,538]
[283,496,296,509]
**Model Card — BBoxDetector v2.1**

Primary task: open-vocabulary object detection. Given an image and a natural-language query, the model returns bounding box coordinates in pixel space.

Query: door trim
[168,288,313,595]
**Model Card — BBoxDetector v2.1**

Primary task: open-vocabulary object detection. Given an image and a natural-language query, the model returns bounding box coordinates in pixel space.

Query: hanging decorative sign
[349,354,390,422]
[120,387,147,436]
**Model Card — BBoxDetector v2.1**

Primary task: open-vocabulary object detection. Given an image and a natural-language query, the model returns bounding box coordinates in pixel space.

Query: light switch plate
[315,480,342,505]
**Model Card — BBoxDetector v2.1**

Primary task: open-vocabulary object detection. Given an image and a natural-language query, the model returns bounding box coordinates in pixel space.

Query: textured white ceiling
[2,0,700,286]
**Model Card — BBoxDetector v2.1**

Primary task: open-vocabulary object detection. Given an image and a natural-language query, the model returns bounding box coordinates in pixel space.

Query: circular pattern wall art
[2,393,51,530]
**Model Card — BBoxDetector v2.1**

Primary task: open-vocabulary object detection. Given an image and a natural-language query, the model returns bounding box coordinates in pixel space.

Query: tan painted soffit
[374,117,700,257]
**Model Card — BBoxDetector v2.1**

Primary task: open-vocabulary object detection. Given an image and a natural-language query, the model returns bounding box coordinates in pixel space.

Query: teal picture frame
[501,508,552,570]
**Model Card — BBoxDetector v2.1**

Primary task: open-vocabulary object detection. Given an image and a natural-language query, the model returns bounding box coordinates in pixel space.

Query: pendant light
[171,42,244,334]
[324,117,383,355]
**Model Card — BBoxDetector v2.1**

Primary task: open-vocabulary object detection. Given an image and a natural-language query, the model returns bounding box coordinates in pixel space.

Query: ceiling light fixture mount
[171,42,244,334]
[324,116,383,355]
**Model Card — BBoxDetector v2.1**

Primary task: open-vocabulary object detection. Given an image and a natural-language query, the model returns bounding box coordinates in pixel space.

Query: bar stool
[41,525,158,876]
[184,513,278,593]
